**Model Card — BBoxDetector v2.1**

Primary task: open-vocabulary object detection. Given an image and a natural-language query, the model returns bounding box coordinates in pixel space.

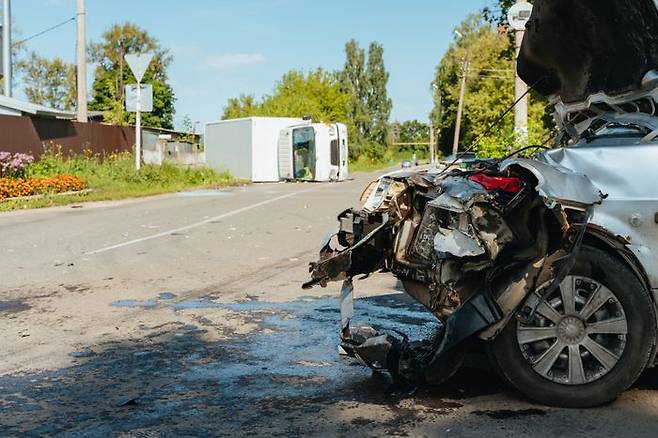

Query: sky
[12,0,495,130]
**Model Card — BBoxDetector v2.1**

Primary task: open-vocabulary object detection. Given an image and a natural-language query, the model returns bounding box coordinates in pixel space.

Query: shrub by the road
[0,152,34,178]
[28,150,232,188]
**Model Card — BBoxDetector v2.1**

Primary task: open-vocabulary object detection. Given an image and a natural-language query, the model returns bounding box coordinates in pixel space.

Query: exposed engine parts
[303,158,604,384]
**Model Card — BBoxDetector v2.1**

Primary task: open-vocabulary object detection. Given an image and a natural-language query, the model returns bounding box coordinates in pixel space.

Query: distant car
[400,160,412,169]
[304,0,658,408]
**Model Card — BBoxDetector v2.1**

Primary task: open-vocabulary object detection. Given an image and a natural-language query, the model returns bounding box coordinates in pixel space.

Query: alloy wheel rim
[516,275,628,385]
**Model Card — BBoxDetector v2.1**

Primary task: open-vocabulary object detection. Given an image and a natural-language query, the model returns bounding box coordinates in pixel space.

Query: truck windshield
[292,127,315,180]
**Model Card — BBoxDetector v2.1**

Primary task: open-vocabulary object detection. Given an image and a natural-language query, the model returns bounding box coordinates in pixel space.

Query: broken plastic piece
[339,279,354,337]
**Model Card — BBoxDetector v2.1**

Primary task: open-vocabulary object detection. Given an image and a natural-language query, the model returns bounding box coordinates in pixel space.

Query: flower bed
[0,175,86,200]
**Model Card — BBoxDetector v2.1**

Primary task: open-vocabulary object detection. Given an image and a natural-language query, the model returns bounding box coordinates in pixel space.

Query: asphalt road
[1,171,658,437]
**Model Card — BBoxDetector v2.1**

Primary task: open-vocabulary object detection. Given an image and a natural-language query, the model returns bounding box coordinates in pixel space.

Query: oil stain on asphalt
[0,293,504,436]
[0,300,30,314]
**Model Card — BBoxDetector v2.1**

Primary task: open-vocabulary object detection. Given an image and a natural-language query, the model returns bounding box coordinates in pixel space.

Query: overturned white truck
[205,117,348,182]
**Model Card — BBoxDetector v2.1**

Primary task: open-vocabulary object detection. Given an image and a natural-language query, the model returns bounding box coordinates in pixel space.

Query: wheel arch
[584,224,658,367]
[584,225,653,295]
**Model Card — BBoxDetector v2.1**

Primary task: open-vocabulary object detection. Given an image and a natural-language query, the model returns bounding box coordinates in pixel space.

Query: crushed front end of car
[303,158,605,385]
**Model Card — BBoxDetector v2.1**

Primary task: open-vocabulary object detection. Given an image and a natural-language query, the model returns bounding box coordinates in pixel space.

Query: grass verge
[0,151,241,212]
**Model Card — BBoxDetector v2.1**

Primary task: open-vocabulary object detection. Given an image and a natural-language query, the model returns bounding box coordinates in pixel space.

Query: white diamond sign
[125,53,153,82]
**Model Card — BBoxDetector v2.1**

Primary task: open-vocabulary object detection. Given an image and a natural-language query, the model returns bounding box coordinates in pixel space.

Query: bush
[0,175,85,200]
[25,148,235,198]
[350,141,387,162]
[0,152,34,178]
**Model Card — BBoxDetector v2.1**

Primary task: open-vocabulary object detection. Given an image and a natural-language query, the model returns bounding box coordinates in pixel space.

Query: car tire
[490,245,656,408]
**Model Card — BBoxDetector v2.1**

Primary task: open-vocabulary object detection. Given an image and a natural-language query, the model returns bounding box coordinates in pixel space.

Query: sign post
[124,53,154,172]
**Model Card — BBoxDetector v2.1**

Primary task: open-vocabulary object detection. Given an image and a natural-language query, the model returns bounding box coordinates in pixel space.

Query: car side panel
[540,144,658,292]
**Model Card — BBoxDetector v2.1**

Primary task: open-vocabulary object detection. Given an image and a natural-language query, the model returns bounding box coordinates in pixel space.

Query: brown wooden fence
[0,115,135,158]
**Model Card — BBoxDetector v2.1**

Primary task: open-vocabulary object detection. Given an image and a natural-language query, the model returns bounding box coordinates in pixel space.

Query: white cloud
[203,53,266,71]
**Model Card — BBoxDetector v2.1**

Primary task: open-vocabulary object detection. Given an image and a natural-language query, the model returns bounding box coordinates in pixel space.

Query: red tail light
[468,173,523,193]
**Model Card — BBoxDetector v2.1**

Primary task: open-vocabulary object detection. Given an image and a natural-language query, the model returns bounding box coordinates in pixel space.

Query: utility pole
[511,0,531,146]
[76,0,88,122]
[452,56,468,155]
[2,0,11,97]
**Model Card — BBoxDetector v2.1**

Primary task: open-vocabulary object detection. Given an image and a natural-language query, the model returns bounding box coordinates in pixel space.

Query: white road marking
[87,186,321,255]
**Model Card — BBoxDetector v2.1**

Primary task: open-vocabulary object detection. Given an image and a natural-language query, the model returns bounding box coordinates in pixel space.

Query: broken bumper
[305,161,604,383]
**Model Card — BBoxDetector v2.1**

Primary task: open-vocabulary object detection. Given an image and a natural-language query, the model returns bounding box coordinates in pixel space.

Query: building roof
[0,95,103,120]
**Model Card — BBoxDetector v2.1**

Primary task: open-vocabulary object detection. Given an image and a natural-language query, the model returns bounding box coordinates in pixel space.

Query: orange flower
[0,175,86,200]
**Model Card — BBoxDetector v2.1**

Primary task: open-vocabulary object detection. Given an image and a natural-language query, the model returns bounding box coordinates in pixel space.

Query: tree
[430,14,552,157]
[18,52,76,110]
[365,42,393,145]
[339,40,393,147]
[89,23,176,129]
[222,94,257,120]
[483,0,516,26]
[398,120,429,144]
[339,40,369,145]
[221,69,350,125]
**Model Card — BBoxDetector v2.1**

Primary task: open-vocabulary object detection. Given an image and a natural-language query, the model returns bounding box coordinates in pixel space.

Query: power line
[14,16,75,46]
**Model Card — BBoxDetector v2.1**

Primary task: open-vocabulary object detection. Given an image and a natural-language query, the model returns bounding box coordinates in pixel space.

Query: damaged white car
[304,0,658,407]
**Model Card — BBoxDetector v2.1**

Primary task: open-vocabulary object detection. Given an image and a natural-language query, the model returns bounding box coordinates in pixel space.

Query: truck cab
[278,122,349,182]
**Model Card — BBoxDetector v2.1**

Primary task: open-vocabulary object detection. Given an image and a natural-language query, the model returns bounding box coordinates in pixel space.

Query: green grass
[0,151,241,212]
[349,148,432,173]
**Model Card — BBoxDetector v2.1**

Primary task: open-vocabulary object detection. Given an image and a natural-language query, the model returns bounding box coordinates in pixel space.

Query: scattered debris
[115,396,140,407]
[68,348,96,358]
[111,300,159,309]
[157,292,177,300]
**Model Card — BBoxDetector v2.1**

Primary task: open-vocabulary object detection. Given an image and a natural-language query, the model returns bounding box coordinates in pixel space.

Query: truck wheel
[490,245,656,407]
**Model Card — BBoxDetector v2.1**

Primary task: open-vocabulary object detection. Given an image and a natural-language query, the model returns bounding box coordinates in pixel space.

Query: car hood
[518,0,658,103]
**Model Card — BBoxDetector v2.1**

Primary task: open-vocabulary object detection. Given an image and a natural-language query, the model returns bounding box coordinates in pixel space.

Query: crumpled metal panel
[501,157,604,207]
[440,176,492,203]
[541,145,658,289]
[433,227,486,258]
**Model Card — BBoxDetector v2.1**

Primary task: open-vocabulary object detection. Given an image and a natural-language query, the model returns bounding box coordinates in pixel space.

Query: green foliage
[339,40,392,151]
[483,0,516,26]
[17,52,76,110]
[89,22,176,129]
[220,39,393,163]
[430,14,553,158]
[222,94,258,120]
[365,42,393,145]
[21,148,235,210]
[339,40,370,146]
[221,69,351,125]
[260,70,350,122]
[395,120,429,143]
[350,141,386,163]
[350,146,427,173]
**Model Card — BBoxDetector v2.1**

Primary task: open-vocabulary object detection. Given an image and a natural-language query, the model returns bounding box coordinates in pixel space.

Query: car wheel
[490,245,656,407]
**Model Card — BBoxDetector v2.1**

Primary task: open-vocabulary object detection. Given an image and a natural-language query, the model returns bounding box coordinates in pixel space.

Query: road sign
[125,84,153,112]
[508,2,533,31]
[125,53,153,82]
